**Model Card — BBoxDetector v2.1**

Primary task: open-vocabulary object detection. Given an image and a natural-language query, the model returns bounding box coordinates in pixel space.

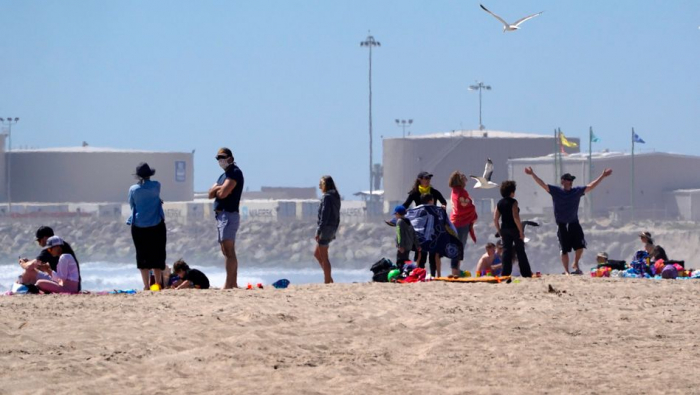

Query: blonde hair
[448,171,465,188]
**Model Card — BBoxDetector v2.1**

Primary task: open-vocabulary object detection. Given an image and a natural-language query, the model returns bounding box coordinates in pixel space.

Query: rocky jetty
[2,217,698,272]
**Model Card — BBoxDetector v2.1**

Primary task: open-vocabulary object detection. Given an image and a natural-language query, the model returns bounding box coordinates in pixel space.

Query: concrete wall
[509,153,700,220]
[8,149,193,203]
[382,133,577,212]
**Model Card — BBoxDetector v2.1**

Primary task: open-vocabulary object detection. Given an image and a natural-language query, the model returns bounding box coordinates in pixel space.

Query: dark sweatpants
[500,228,533,278]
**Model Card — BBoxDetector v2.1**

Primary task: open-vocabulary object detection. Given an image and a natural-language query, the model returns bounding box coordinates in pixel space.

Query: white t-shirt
[51,254,80,283]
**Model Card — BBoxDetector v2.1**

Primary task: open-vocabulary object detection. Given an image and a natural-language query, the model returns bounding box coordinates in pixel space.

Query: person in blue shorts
[208,148,244,289]
[525,167,612,275]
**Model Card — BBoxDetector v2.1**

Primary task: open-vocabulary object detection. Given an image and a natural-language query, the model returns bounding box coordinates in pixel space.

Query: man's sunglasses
[215,155,230,160]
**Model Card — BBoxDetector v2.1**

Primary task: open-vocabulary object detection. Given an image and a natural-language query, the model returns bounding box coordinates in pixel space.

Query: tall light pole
[361,32,380,201]
[0,117,19,213]
[395,119,413,138]
[468,81,491,130]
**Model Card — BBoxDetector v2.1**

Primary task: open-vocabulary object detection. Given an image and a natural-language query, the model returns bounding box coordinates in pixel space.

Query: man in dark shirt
[208,147,244,289]
[525,167,612,275]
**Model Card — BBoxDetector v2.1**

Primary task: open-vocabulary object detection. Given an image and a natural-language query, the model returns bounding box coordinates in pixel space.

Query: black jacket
[402,187,447,209]
[317,189,341,234]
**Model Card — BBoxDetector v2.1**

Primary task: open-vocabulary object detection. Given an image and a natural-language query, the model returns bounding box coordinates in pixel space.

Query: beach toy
[272,279,290,289]
[149,283,161,291]
[246,283,254,290]
[387,269,401,282]
[462,270,471,278]
[257,283,264,289]
[535,272,542,278]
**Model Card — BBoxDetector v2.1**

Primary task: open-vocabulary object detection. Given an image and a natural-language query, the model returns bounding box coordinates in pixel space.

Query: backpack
[370,258,395,274]
[370,258,396,282]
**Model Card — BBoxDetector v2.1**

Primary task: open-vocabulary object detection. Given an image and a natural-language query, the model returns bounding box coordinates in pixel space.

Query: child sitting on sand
[172,259,210,290]
[475,242,503,276]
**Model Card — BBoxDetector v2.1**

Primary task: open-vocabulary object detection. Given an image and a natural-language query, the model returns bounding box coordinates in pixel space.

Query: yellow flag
[560,132,578,148]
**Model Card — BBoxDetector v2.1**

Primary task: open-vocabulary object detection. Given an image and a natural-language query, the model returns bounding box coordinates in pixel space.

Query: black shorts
[557,221,586,254]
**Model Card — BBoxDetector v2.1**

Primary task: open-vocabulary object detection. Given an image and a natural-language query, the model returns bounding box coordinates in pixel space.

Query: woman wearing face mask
[315,175,341,284]
[127,162,167,290]
[402,171,447,209]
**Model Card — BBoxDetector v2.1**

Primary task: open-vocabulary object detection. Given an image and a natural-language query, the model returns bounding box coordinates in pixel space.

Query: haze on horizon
[0,0,698,197]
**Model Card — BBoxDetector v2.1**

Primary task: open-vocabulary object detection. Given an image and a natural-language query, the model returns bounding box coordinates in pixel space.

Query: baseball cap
[216,147,233,159]
[417,171,433,179]
[35,226,55,241]
[393,205,407,215]
[44,236,64,250]
[560,173,576,181]
[135,162,156,178]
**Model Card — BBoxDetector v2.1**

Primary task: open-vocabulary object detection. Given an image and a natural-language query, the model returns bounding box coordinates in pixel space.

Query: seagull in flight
[470,158,498,189]
[480,4,543,32]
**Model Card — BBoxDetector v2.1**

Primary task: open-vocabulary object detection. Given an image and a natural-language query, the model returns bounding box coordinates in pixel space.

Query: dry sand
[1,277,699,394]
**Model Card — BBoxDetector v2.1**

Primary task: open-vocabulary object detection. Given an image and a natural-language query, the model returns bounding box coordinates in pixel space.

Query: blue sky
[1,0,698,195]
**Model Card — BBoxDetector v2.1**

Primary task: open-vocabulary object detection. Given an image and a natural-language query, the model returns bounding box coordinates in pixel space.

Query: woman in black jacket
[315,175,341,284]
[403,171,446,277]
[402,171,447,209]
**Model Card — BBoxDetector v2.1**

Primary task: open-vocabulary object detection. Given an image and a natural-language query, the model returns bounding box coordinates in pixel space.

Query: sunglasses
[215,155,230,160]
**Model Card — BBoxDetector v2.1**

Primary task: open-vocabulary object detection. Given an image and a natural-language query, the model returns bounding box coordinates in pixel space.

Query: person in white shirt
[35,236,81,294]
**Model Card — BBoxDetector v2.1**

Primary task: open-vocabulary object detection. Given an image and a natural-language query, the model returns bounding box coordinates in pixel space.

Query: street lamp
[361,32,380,201]
[468,81,491,130]
[0,117,19,213]
[395,119,413,138]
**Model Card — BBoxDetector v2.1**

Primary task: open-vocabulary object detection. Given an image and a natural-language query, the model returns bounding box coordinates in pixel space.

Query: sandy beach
[1,277,699,394]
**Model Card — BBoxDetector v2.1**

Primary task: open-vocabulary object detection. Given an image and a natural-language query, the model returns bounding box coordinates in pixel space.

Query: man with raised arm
[524,167,613,275]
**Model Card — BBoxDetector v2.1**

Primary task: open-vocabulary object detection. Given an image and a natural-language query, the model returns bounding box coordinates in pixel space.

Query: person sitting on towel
[172,259,210,289]
[35,236,81,294]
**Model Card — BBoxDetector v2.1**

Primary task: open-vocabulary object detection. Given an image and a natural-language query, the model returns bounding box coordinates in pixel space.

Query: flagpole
[588,126,593,219]
[558,127,563,177]
[553,128,558,183]
[631,127,635,220]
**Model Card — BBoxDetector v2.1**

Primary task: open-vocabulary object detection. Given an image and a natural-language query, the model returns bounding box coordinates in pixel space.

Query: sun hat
[135,162,156,178]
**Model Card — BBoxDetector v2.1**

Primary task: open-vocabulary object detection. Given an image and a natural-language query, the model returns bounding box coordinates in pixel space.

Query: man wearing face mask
[208,147,245,289]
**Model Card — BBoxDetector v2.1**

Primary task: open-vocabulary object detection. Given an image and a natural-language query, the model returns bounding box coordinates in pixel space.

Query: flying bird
[470,158,498,189]
[480,4,543,32]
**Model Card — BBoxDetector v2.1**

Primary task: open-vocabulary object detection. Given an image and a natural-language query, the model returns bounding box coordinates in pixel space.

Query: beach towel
[405,205,464,261]
[435,276,511,283]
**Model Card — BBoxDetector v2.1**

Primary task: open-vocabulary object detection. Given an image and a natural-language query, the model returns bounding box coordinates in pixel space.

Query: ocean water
[0,261,371,292]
